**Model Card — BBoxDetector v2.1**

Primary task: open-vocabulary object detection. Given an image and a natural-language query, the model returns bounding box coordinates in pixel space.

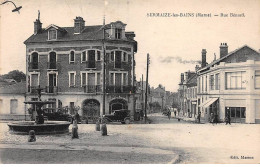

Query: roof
[24,23,136,44]
[0,81,26,94]
[198,45,260,72]
[186,73,197,87]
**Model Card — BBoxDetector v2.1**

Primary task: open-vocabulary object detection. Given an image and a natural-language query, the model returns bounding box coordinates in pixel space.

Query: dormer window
[115,28,122,39]
[48,30,57,40]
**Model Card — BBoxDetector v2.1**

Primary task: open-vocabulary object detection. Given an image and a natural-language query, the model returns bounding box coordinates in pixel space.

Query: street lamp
[0,1,22,14]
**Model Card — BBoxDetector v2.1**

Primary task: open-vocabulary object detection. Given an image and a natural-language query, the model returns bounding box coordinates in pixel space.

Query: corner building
[24,16,138,121]
[197,44,260,123]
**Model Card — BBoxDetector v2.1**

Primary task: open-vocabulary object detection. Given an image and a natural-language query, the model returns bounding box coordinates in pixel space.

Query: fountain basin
[8,121,71,135]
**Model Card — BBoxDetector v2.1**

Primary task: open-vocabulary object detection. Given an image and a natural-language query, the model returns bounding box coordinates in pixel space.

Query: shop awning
[199,98,218,108]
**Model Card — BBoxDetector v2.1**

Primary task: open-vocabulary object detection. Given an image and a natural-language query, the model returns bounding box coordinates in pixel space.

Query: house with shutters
[24,15,138,121]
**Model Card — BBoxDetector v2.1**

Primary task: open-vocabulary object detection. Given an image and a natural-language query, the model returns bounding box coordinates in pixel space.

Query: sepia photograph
[0,0,259,164]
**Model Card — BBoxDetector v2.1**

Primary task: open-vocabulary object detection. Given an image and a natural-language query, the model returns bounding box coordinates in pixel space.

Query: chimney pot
[201,49,207,68]
[220,43,228,58]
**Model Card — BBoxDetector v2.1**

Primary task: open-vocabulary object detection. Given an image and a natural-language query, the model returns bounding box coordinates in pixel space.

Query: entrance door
[87,73,95,92]
[83,99,100,123]
[10,99,18,114]
[49,74,57,93]
[49,52,56,69]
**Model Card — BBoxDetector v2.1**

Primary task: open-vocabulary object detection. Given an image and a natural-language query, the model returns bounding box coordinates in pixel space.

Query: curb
[168,154,180,164]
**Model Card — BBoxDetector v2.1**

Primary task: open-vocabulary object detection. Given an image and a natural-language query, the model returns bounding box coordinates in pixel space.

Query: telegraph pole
[102,16,106,115]
[144,54,150,123]
[141,74,144,111]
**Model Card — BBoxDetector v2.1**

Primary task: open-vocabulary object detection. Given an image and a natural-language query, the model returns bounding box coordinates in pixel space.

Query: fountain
[8,86,70,135]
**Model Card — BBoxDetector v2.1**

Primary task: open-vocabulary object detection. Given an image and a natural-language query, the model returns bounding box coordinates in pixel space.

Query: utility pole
[144,54,150,123]
[141,74,144,111]
[102,16,106,116]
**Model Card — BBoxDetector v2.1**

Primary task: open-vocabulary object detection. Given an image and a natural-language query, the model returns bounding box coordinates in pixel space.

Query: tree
[0,70,26,82]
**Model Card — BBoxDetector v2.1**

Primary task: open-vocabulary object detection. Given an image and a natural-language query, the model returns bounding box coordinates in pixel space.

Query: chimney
[181,73,184,83]
[34,20,42,35]
[184,72,188,81]
[195,65,200,71]
[34,11,42,35]
[220,43,228,58]
[74,16,85,34]
[201,49,207,68]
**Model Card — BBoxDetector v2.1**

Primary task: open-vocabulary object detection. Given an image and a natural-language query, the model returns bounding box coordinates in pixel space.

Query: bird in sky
[0,0,22,14]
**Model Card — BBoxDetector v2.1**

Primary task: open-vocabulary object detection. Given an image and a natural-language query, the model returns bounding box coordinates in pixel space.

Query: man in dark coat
[225,112,231,125]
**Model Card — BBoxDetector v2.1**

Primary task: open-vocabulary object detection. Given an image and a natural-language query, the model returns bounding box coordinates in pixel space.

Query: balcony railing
[106,85,135,93]
[28,62,39,70]
[83,85,101,93]
[45,86,59,93]
[28,86,39,93]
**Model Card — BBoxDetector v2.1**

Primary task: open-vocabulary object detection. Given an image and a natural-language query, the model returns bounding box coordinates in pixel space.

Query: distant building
[0,81,30,120]
[24,15,138,121]
[197,44,260,123]
[178,71,197,117]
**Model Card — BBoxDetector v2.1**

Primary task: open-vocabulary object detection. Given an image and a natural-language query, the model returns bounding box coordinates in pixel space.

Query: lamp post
[0,1,22,13]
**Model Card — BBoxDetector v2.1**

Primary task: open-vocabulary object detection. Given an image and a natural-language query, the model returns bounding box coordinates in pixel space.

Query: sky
[0,0,260,92]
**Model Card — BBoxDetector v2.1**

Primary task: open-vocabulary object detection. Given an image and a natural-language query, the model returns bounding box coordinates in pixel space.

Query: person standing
[197,111,201,123]
[168,110,171,120]
[225,112,231,125]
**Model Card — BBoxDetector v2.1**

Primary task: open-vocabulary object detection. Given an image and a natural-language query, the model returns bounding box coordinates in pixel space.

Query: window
[110,73,114,85]
[225,71,246,90]
[123,73,127,85]
[87,50,96,68]
[47,98,56,113]
[110,51,114,62]
[202,76,204,92]
[115,28,122,39]
[123,52,128,62]
[115,51,122,68]
[205,76,207,91]
[48,30,57,40]
[82,51,86,62]
[31,52,38,69]
[81,73,86,86]
[210,75,214,90]
[97,73,101,85]
[69,72,76,87]
[255,70,260,89]
[70,51,75,63]
[97,51,101,61]
[215,73,220,90]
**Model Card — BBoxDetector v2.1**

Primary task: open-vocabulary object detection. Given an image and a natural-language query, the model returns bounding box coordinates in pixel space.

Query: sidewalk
[172,115,206,124]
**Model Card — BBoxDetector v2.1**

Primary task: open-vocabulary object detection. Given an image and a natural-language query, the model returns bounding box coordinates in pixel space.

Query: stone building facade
[24,16,137,121]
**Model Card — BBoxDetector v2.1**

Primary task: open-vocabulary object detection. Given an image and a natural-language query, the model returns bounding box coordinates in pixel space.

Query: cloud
[160,56,201,64]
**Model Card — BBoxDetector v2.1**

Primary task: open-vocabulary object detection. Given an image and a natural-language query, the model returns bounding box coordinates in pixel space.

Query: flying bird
[0,0,22,14]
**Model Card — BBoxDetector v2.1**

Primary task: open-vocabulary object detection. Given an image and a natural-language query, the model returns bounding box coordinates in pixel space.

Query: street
[0,113,259,164]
